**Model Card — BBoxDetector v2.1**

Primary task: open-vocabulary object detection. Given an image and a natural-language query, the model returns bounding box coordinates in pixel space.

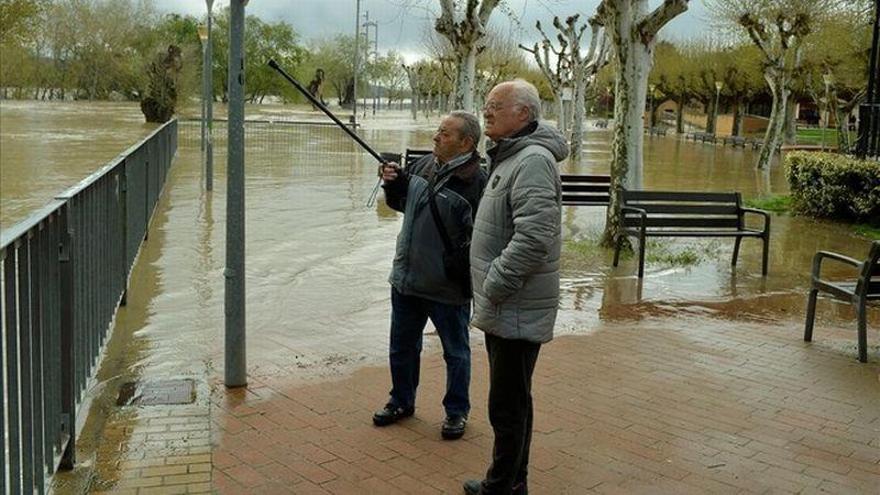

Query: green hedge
[785,152,880,224]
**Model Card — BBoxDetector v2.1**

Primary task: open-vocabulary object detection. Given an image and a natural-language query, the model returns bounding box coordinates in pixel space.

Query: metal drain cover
[116,379,196,406]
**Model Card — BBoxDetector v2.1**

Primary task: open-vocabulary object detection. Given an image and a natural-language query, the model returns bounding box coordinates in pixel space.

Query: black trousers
[482,333,541,494]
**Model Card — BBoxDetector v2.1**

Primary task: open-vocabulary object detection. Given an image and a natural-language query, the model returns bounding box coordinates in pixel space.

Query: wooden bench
[561,174,611,206]
[646,127,667,137]
[804,241,880,363]
[612,190,771,278]
[722,136,747,147]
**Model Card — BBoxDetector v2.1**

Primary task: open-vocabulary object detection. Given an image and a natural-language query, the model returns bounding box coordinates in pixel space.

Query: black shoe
[463,479,483,495]
[512,481,528,495]
[372,403,414,426]
[441,414,467,440]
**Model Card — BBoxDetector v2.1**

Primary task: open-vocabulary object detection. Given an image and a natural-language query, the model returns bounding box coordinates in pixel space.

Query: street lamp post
[352,0,361,126]
[648,83,655,130]
[822,72,834,151]
[205,0,214,191]
[199,24,207,152]
[714,81,723,136]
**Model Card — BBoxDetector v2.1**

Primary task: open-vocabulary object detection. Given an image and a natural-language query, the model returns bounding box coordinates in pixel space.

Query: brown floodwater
[2,101,877,398]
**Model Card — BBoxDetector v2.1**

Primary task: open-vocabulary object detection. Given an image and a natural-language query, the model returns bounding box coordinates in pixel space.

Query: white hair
[507,79,542,122]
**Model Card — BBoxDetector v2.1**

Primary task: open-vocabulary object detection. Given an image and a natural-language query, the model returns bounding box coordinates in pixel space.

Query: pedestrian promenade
[203,318,879,494]
[53,303,880,494]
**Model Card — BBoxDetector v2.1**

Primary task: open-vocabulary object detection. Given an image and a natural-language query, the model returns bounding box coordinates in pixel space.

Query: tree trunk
[554,94,566,133]
[705,97,717,134]
[601,31,652,247]
[783,93,797,144]
[732,97,744,137]
[454,46,477,111]
[569,75,587,164]
[757,68,787,170]
[676,95,685,134]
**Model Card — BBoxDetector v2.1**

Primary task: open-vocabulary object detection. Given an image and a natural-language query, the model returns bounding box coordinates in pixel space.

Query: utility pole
[225,0,247,388]
[352,0,361,126]
[363,12,378,115]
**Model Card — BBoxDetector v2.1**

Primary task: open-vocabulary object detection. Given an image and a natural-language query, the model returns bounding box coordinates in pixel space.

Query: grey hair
[448,110,482,148]
[507,79,542,122]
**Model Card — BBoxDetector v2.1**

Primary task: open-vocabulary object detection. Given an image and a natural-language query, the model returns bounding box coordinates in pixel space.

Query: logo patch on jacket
[491,175,501,189]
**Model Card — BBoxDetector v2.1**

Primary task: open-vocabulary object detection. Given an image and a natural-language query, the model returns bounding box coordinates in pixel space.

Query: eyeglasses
[482,102,519,113]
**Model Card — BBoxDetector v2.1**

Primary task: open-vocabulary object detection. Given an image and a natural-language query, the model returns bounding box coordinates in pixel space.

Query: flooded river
[2,100,876,391]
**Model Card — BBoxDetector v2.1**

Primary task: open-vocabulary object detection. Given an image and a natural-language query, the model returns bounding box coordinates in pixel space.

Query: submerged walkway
[69,316,880,494]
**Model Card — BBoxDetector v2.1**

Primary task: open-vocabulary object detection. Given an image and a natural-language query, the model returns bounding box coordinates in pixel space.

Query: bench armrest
[811,250,862,280]
[621,206,647,233]
[740,207,770,233]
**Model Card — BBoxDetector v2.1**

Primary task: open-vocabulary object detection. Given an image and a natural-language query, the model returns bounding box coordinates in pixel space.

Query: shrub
[785,152,880,224]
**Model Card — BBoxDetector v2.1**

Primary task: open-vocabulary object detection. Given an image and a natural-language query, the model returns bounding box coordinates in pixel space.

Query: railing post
[58,206,76,470]
[120,165,128,306]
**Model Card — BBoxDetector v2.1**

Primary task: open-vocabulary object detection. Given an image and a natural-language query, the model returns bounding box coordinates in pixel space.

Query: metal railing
[178,118,362,156]
[0,119,178,493]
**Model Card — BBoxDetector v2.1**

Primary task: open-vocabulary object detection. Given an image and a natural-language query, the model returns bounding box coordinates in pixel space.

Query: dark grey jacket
[384,152,488,305]
[470,123,569,343]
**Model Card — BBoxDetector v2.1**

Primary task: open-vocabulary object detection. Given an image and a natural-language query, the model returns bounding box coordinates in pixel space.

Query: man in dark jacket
[373,111,488,440]
[464,81,569,494]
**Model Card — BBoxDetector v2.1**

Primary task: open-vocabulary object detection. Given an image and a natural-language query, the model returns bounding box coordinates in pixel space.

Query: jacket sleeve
[381,170,409,212]
[483,154,560,304]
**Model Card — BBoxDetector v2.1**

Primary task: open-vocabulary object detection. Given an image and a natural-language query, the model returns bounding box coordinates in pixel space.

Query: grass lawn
[795,128,857,147]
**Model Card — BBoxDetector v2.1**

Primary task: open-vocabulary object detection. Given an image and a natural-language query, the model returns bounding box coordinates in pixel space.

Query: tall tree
[434,0,500,111]
[520,20,572,134]
[559,14,608,164]
[597,0,690,247]
[704,0,840,169]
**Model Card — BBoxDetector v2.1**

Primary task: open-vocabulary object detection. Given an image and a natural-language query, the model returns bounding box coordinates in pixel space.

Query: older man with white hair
[464,80,569,495]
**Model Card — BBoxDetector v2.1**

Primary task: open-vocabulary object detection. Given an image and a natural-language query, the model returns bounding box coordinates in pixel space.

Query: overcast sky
[158,0,712,62]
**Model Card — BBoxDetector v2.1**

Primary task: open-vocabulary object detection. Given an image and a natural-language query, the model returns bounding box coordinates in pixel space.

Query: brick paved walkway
[209,318,880,494]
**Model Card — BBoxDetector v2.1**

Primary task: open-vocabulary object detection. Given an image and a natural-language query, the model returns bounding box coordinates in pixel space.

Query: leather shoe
[372,403,414,426]
[463,479,483,494]
[441,414,467,440]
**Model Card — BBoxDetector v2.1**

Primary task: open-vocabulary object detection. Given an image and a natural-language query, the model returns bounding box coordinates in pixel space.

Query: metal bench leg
[804,288,818,342]
[857,298,868,363]
[761,234,770,276]
[638,234,646,279]
[732,237,742,267]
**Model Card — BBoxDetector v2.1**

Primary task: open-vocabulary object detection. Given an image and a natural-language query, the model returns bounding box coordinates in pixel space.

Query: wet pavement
[1,102,877,493]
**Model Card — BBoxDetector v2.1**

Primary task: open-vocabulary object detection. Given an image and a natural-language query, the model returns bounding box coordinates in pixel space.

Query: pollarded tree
[435,0,501,112]
[596,0,690,247]
[801,4,870,152]
[704,0,840,169]
[520,20,572,134]
[562,15,609,164]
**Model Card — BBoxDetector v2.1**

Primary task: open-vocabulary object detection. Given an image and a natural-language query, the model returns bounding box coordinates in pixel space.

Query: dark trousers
[388,288,471,416]
[482,333,541,494]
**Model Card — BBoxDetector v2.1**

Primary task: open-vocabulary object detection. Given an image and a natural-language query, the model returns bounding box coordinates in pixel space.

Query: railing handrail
[178,117,355,128]
[1,119,177,251]
[0,200,66,251]
[56,119,176,200]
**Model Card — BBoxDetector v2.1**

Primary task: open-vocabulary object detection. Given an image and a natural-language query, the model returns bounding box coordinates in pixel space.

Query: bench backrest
[860,241,880,296]
[561,174,611,206]
[621,190,743,229]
